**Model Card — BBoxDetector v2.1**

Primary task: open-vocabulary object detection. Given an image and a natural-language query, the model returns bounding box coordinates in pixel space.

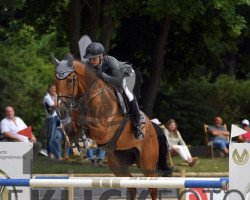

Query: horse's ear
[67,53,74,67]
[51,54,60,66]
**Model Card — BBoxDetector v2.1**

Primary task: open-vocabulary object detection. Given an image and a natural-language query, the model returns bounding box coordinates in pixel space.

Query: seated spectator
[207,116,230,155]
[87,141,106,167]
[163,119,198,167]
[0,106,42,158]
[238,119,250,143]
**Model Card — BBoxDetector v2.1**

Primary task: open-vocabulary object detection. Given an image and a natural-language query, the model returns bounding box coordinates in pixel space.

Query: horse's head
[52,53,103,147]
[51,53,99,125]
[51,54,79,125]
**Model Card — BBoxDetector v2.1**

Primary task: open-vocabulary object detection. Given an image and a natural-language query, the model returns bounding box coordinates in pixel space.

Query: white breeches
[122,78,134,102]
[172,145,192,161]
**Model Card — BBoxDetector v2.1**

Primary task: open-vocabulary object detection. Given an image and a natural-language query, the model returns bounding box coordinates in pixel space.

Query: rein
[56,63,119,150]
[56,65,111,120]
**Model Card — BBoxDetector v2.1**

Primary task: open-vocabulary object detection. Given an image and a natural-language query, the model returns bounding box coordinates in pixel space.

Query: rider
[83,42,144,140]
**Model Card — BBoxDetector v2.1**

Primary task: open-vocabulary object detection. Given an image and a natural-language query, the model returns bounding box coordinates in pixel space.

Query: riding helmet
[83,42,105,59]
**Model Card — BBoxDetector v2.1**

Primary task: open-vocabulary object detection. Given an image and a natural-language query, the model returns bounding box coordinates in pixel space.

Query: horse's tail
[151,122,173,177]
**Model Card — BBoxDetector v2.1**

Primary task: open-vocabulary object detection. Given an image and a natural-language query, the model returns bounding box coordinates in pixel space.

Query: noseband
[56,71,82,120]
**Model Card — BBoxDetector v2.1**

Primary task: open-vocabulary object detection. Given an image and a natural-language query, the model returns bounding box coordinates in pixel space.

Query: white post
[68,170,74,200]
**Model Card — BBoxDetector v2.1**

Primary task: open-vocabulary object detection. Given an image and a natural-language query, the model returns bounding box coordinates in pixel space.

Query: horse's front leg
[107,152,137,200]
[140,132,159,200]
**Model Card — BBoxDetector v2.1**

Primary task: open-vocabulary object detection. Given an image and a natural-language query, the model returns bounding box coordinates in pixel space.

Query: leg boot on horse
[129,99,145,140]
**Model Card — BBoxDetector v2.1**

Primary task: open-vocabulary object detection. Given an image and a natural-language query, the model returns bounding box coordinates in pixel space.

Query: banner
[0,142,32,200]
[229,143,250,200]
[186,188,225,200]
[17,126,32,139]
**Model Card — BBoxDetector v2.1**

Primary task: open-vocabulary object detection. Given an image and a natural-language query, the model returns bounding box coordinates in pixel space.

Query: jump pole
[0,178,228,189]
[33,176,229,182]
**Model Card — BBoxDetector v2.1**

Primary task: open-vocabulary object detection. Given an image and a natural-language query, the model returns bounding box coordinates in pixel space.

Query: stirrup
[135,132,144,140]
[134,126,144,140]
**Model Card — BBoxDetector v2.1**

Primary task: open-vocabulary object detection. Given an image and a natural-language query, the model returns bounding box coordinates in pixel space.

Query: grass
[33,155,229,174]
[170,156,229,173]
[33,156,113,174]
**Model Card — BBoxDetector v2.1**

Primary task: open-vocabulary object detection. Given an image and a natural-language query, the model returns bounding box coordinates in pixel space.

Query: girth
[97,117,129,152]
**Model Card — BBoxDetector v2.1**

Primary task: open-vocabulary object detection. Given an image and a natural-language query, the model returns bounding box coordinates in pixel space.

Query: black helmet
[83,42,105,59]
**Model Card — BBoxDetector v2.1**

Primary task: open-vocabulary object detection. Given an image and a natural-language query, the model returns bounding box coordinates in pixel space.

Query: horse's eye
[68,78,73,84]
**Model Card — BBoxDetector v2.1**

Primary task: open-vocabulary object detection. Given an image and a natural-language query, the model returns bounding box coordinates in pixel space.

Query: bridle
[55,64,112,149]
[56,65,111,122]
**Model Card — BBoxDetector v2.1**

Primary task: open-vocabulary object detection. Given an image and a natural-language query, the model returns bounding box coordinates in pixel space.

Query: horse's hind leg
[107,152,136,200]
[140,131,159,200]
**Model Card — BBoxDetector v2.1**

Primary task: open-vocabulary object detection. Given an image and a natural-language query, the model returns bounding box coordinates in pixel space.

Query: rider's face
[89,55,102,67]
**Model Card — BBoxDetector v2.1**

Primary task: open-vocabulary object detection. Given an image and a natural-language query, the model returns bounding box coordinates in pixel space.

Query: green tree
[154,75,250,145]
[140,0,250,116]
[0,24,67,136]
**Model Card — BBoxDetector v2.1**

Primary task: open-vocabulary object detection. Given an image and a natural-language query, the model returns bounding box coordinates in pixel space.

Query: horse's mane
[73,60,100,88]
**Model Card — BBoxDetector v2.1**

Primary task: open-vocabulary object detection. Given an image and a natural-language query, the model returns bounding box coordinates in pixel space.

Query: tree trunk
[142,16,171,117]
[89,0,101,41]
[100,0,113,53]
[68,0,82,58]
[224,52,236,76]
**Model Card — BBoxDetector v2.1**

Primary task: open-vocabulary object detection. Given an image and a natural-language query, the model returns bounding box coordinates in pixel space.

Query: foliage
[0,24,68,136]
[154,75,250,145]
[0,0,250,145]
[0,0,26,21]
[112,1,250,86]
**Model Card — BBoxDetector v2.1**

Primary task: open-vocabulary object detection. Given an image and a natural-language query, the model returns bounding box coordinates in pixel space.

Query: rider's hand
[96,69,102,78]
[29,135,37,143]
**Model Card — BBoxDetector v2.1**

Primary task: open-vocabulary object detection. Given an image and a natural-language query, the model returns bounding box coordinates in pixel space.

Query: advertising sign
[229,143,250,200]
[0,142,32,200]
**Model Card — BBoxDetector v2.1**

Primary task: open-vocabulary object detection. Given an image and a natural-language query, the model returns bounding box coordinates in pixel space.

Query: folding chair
[204,124,228,159]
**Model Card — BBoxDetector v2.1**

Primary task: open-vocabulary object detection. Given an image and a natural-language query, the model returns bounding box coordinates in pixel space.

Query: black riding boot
[129,99,144,140]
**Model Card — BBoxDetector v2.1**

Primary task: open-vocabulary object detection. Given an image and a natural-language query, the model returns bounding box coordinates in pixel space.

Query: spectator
[0,106,42,158]
[238,119,250,143]
[43,83,62,160]
[86,141,106,167]
[163,119,198,167]
[207,116,230,155]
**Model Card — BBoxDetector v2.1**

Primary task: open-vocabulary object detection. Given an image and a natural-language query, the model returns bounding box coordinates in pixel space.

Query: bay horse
[52,53,172,200]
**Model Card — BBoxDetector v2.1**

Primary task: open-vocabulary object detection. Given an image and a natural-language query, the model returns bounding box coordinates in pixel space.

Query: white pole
[1,178,227,189]
[69,177,225,181]
[30,179,186,188]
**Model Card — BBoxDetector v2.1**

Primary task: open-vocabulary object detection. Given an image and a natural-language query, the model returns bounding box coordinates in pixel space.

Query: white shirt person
[0,106,36,142]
